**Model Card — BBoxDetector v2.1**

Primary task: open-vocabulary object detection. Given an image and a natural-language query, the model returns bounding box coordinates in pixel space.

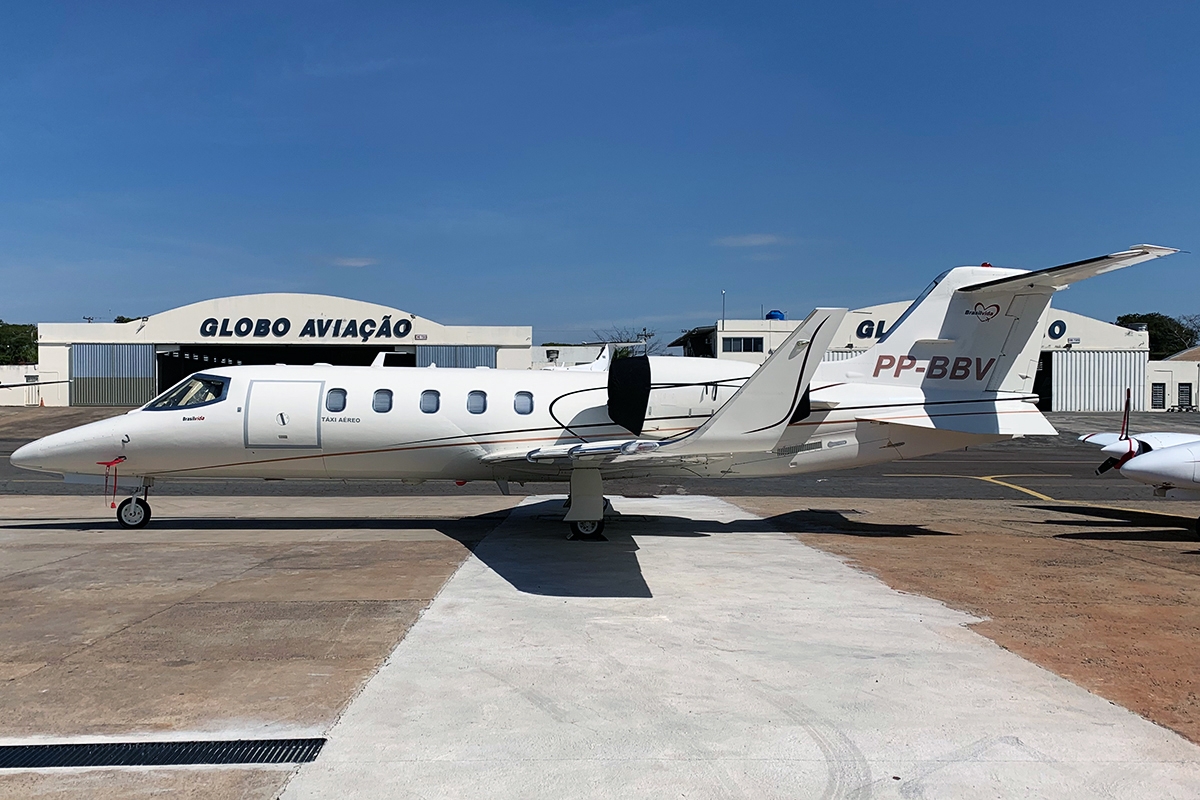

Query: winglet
[664,308,847,454]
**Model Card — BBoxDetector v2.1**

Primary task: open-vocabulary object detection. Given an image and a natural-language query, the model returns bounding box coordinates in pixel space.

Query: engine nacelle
[607,356,757,437]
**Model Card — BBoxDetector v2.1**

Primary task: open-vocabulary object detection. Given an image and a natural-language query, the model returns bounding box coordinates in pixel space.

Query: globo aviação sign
[199,316,413,343]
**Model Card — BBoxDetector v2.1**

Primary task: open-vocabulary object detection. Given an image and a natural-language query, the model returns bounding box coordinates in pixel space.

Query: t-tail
[827,244,1178,436]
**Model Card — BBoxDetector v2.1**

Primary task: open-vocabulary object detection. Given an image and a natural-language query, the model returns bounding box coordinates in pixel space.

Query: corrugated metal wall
[70,344,157,406]
[416,345,497,369]
[822,349,866,362]
[1052,350,1147,412]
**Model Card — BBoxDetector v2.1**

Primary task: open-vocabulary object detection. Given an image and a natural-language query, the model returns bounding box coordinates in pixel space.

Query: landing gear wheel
[116,497,151,529]
[567,519,606,541]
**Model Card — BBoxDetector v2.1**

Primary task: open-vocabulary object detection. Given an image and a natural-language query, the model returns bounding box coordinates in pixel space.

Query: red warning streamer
[96,457,127,509]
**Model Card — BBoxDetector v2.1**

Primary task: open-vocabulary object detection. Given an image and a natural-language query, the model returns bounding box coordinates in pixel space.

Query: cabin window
[467,390,487,414]
[420,390,440,413]
[514,391,534,415]
[326,388,347,413]
[145,374,228,410]
[372,389,393,413]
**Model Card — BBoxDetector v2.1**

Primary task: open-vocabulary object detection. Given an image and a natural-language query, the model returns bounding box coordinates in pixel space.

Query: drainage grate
[0,738,325,769]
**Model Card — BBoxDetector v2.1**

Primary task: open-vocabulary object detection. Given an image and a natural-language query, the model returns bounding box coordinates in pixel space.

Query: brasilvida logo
[965,302,1000,322]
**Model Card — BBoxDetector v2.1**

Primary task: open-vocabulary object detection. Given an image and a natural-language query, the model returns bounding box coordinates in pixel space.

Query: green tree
[1116,313,1199,360]
[0,321,37,365]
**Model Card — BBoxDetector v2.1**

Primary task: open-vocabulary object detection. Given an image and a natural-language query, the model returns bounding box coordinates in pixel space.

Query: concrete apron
[281,496,1200,799]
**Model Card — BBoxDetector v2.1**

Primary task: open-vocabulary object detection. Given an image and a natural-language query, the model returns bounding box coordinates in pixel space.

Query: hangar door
[417,345,496,368]
[70,344,157,407]
[244,380,323,449]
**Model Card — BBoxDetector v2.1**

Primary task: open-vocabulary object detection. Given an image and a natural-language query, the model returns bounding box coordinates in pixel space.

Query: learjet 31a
[11,245,1178,535]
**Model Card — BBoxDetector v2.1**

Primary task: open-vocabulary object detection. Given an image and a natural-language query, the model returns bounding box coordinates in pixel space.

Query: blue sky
[2,2,1197,344]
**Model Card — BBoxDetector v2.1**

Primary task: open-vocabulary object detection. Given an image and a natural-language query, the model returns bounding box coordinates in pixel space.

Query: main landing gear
[564,468,608,541]
[116,487,153,529]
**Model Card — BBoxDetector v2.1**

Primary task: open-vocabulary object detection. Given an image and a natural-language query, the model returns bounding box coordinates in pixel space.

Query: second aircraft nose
[1120,447,1200,487]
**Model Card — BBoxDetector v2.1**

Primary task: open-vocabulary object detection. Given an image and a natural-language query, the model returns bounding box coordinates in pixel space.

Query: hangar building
[671,302,1150,413]
[23,294,532,407]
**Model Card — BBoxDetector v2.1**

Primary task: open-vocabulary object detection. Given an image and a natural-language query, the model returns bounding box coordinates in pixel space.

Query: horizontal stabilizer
[857,400,1056,436]
[959,244,1178,295]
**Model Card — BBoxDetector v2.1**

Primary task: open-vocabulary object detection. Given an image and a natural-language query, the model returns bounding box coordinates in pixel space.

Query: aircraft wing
[480,439,663,467]
[959,244,1178,295]
[1079,432,1123,447]
[1080,431,1200,449]
[0,379,71,390]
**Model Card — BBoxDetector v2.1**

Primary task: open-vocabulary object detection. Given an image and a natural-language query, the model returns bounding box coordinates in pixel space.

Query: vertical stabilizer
[838,245,1177,395]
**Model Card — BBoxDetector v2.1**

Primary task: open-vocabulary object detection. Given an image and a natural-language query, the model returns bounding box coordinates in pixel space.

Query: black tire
[568,519,606,540]
[116,497,151,529]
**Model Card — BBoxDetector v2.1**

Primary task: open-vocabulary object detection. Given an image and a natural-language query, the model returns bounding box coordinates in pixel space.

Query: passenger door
[244,380,323,449]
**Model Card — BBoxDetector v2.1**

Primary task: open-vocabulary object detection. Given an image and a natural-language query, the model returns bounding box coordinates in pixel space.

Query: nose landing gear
[116,496,152,529]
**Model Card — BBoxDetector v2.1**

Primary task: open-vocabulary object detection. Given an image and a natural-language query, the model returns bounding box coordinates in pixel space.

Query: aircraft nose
[9,440,46,472]
[1121,447,1199,487]
[8,422,127,476]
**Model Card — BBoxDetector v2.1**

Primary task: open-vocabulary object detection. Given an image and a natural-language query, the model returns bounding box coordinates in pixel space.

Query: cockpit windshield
[145,374,229,410]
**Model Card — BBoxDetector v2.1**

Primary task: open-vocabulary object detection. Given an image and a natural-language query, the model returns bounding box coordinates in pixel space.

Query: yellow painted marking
[887,473,1198,523]
[890,473,1059,501]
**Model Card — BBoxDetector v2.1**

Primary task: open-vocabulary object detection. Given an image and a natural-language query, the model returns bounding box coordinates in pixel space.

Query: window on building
[420,390,440,414]
[721,337,764,353]
[1151,383,1166,410]
[514,391,534,415]
[467,390,488,414]
[372,389,393,413]
[1180,383,1193,409]
[326,388,347,413]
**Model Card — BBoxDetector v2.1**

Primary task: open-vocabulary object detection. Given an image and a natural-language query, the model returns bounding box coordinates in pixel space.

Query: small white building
[26,294,532,407]
[671,303,1150,412]
[1146,347,1200,412]
[0,365,44,407]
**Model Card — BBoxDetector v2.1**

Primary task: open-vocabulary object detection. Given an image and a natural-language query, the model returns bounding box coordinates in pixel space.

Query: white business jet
[1081,391,1200,529]
[11,245,1177,536]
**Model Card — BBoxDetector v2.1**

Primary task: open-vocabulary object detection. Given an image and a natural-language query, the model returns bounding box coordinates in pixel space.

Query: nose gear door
[244,380,323,449]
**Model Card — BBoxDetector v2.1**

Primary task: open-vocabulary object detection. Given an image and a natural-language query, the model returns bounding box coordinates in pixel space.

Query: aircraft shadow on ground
[0,501,952,600]
[762,509,955,538]
[471,499,726,599]
[1025,503,1199,542]
[472,501,957,599]
[0,516,507,549]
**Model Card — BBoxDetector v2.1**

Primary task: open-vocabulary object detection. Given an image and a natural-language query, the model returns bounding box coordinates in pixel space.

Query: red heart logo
[974,302,999,322]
